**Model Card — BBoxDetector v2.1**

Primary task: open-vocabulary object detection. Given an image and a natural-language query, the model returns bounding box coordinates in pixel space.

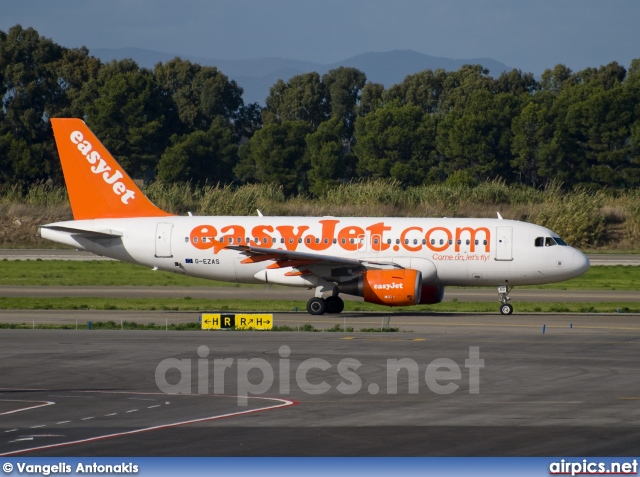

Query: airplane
[40,118,590,316]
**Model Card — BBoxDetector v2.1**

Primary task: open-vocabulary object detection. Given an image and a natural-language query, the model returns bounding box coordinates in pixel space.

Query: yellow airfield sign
[201,313,273,330]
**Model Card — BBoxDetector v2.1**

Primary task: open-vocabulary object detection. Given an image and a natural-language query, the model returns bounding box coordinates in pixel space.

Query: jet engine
[418,285,445,304]
[338,269,422,306]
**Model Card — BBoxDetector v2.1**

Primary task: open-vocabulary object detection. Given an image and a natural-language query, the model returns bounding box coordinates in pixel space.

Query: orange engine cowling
[339,269,422,306]
[418,285,445,304]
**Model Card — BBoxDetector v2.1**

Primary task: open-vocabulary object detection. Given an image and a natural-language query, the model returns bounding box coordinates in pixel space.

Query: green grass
[0,296,638,314]
[1,260,638,290]
[526,265,640,291]
[0,260,244,287]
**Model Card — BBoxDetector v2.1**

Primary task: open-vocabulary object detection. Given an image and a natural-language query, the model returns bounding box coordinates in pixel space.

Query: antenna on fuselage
[497,212,504,220]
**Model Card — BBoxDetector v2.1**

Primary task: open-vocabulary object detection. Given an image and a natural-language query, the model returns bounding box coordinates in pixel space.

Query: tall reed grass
[1,180,638,250]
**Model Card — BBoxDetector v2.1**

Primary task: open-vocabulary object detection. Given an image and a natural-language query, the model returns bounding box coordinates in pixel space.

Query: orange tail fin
[51,118,172,220]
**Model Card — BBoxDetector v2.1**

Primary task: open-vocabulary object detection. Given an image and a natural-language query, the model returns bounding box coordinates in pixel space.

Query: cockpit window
[554,237,568,246]
[535,236,562,247]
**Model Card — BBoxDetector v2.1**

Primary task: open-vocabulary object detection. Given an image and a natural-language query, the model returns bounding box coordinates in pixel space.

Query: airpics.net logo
[155,346,484,405]
[69,130,136,205]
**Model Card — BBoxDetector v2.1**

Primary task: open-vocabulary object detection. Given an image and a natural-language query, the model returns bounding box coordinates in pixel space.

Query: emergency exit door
[155,222,173,258]
[495,226,513,261]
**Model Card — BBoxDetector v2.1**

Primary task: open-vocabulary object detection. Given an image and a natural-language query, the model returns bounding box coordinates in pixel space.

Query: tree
[157,116,238,184]
[494,69,538,96]
[233,102,263,141]
[306,117,356,196]
[263,72,328,128]
[154,58,244,133]
[234,121,313,196]
[386,69,447,114]
[436,90,519,181]
[565,84,638,188]
[0,25,99,184]
[322,67,366,132]
[354,102,436,185]
[510,94,559,186]
[439,65,494,112]
[358,82,385,116]
[80,60,168,179]
[540,64,574,94]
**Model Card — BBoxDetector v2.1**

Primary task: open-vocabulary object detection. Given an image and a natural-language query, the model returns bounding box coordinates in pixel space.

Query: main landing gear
[498,285,513,315]
[306,294,345,315]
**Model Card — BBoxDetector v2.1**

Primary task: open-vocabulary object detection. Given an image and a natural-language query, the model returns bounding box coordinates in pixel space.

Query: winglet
[50,118,172,220]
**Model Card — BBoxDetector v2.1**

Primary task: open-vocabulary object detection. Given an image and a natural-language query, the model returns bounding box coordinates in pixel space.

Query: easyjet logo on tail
[70,131,136,205]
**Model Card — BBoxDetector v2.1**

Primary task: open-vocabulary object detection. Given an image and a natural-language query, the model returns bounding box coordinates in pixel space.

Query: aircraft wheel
[500,303,513,315]
[307,297,326,315]
[325,296,344,314]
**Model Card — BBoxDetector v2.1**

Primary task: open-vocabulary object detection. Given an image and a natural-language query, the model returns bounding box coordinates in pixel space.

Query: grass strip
[0,297,639,314]
[1,260,640,290]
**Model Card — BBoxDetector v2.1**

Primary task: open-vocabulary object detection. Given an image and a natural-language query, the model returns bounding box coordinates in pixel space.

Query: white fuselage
[40,216,590,288]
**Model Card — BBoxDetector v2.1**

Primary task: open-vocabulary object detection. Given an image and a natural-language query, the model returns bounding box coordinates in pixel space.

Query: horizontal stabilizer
[40,225,123,239]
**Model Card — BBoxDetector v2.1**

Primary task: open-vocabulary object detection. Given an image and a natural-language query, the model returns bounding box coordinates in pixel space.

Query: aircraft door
[155,222,173,258]
[495,226,513,261]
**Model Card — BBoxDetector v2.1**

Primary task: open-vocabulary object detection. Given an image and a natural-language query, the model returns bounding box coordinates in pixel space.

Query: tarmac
[1,313,639,456]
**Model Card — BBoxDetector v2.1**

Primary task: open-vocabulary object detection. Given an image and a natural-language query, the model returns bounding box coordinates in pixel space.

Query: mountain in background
[91,48,512,105]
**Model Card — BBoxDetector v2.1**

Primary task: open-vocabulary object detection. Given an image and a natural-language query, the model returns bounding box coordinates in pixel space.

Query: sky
[1,0,639,75]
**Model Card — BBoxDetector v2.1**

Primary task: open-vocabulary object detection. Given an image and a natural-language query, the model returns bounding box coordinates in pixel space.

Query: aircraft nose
[571,249,590,276]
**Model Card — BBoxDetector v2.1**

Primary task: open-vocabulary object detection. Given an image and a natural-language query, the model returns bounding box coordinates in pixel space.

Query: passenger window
[474,240,478,245]
[396,239,400,245]
[228,237,233,244]
[374,238,380,245]
[298,238,302,243]
[185,237,189,243]
[413,239,417,245]
[289,238,294,244]
[237,237,242,243]
[449,240,453,245]
[439,239,444,245]
[466,240,470,245]
[193,237,198,243]
[350,238,355,244]
[263,238,268,244]
[430,239,435,245]
[341,238,346,244]
[333,238,337,244]
[422,239,426,245]
[387,239,392,244]
[405,239,409,245]
[457,240,461,245]
[483,240,487,245]
[324,238,328,244]
[280,238,284,244]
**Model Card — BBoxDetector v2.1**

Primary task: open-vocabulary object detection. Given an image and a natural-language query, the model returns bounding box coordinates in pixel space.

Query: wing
[226,244,400,281]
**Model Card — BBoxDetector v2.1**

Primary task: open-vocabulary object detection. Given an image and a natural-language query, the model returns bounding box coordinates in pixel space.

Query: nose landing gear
[498,285,513,315]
